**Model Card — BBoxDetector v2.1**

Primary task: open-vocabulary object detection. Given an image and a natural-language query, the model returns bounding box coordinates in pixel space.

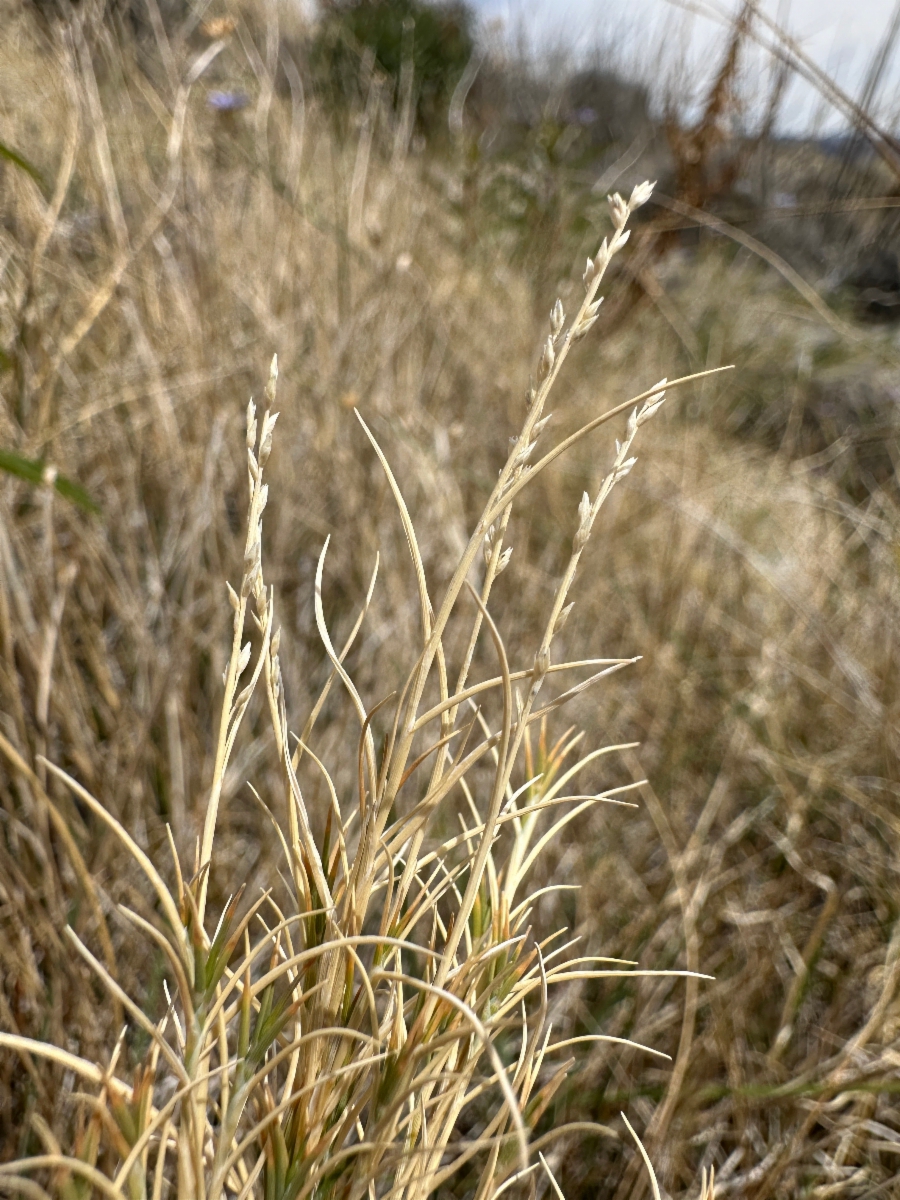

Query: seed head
[608,192,628,231]
[628,180,656,210]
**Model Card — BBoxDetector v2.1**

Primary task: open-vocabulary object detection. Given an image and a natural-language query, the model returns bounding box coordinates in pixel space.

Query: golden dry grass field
[2,2,900,1197]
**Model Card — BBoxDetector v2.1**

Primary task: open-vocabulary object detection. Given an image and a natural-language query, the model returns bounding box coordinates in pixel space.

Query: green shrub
[311,0,475,133]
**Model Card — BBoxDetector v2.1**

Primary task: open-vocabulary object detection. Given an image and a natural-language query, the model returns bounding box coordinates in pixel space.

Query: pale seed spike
[582,257,595,290]
[246,399,257,449]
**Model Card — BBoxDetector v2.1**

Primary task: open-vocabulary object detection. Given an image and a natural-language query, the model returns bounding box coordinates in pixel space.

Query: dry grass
[2,2,900,1198]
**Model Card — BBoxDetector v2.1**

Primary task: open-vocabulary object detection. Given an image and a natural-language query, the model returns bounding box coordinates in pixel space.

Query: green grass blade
[0,449,99,513]
[0,138,44,187]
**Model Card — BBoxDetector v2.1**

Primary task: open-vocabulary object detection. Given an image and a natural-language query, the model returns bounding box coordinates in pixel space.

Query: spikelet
[629,180,656,210]
[608,191,628,230]
[538,336,555,380]
[550,298,565,338]
[574,490,592,550]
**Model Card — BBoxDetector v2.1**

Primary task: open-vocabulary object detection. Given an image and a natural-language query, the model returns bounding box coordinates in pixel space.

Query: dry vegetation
[2,1,900,1197]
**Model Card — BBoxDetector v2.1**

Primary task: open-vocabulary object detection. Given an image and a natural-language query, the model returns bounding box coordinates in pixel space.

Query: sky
[477,0,900,132]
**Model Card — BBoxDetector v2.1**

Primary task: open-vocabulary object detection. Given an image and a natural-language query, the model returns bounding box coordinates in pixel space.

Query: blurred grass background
[2,0,900,1195]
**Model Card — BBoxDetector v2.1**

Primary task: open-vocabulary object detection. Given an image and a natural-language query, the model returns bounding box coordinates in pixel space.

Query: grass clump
[6,3,900,1195]
[0,184,708,1199]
